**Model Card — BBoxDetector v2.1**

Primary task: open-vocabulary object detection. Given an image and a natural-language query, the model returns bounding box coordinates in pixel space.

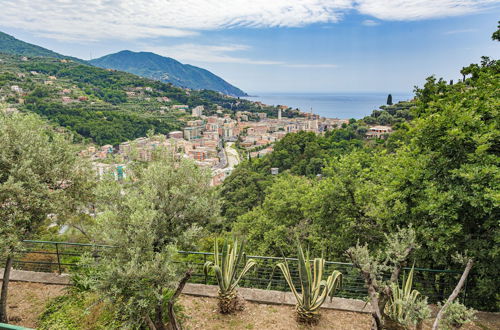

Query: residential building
[168,131,183,139]
[183,126,203,140]
[366,126,392,139]
[192,105,204,117]
[10,85,22,93]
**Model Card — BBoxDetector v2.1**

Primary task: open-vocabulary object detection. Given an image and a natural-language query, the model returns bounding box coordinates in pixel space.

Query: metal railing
[11,240,109,274]
[0,323,33,330]
[175,250,466,304]
[6,240,468,305]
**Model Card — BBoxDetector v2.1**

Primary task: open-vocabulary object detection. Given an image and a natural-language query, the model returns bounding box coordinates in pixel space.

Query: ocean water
[243,92,414,119]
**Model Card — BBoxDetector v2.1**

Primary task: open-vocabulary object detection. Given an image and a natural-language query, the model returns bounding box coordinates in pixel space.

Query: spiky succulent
[385,266,430,328]
[203,238,256,314]
[277,243,342,324]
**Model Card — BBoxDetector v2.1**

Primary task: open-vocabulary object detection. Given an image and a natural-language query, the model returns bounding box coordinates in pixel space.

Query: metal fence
[176,250,467,304]
[11,240,109,274]
[8,240,468,305]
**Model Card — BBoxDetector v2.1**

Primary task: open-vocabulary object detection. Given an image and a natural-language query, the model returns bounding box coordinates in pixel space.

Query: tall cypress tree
[386,94,393,105]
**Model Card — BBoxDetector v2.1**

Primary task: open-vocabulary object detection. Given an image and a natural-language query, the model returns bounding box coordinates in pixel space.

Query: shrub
[439,301,476,329]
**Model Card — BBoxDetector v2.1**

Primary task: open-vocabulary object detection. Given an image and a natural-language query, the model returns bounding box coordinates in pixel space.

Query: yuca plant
[203,238,256,314]
[385,266,430,329]
[277,243,342,324]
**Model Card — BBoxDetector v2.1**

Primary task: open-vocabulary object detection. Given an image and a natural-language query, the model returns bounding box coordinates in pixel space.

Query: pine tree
[386,94,393,105]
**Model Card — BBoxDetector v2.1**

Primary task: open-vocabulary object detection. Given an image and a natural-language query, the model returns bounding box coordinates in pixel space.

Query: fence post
[203,254,208,284]
[55,243,62,274]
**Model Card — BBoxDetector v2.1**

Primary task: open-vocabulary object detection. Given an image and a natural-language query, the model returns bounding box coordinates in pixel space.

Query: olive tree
[88,157,219,329]
[346,227,423,330]
[0,113,94,322]
[348,227,478,330]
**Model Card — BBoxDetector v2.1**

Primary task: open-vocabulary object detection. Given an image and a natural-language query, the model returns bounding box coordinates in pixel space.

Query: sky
[0,0,499,94]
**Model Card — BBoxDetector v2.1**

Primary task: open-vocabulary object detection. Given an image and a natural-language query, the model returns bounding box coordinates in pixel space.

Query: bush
[38,291,123,330]
[439,301,476,329]
[38,289,185,329]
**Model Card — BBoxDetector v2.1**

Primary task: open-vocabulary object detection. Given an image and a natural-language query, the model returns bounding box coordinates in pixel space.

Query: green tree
[308,150,383,258]
[346,227,421,330]
[219,164,273,223]
[0,113,93,322]
[386,94,393,105]
[492,21,500,41]
[377,111,394,125]
[87,157,219,329]
[375,59,500,310]
[233,174,315,257]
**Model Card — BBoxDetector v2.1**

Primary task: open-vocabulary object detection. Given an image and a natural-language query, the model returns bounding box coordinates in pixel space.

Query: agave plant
[277,243,342,324]
[385,266,430,328]
[203,238,256,314]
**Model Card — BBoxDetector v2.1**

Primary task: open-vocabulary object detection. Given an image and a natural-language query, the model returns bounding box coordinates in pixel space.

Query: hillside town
[82,103,392,186]
[0,58,393,187]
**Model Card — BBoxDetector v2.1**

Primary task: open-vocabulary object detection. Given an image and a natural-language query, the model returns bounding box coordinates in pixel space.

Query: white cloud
[354,0,498,21]
[362,19,380,26]
[443,28,478,35]
[284,63,339,68]
[0,0,350,41]
[143,44,284,65]
[0,0,496,41]
[143,43,338,68]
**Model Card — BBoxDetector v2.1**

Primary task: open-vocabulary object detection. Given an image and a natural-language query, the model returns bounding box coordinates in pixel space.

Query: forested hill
[0,31,83,63]
[0,54,287,145]
[0,31,245,96]
[90,50,247,97]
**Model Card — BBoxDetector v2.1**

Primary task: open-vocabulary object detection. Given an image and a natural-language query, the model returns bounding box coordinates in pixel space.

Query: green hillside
[90,50,247,97]
[0,32,245,96]
[0,31,84,63]
[0,54,288,145]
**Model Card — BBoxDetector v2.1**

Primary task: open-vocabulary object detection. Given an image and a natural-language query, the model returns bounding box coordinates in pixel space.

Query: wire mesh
[3,240,467,304]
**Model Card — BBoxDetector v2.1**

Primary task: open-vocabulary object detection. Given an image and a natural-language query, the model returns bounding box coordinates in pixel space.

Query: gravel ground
[6,281,67,328]
[179,295,372,330]
[5,282,500,330]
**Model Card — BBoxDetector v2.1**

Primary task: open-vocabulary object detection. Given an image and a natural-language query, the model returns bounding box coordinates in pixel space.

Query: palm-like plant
[277,243,342,324]
[385,266,430,328]
[203,238,256,314]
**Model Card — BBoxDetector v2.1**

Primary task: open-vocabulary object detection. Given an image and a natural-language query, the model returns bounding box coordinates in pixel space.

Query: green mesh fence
[4,240,470,306]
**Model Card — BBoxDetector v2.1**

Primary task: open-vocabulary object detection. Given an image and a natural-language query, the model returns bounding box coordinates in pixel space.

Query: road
[224,142,240,170]
[213,141,227,170]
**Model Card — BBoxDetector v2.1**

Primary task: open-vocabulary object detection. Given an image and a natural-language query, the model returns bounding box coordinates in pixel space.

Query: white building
[366,126,392,139]
[192,105,204,117]
[10,85,22,93]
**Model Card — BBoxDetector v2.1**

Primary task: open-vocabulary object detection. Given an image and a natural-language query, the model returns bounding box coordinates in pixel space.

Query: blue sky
[1,1,499,93]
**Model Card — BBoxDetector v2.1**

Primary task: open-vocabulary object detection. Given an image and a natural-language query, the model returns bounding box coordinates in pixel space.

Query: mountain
[0,31,83,63]
[90,50,247,97]
[0,32,246,96]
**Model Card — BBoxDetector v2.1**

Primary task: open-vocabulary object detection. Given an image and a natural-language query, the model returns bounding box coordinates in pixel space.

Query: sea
[243,92,414,119]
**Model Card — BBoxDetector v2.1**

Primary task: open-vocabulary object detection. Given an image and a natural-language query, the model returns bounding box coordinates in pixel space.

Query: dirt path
[179,295,372,330]
[179,296,500,330]
[6,281,67,328]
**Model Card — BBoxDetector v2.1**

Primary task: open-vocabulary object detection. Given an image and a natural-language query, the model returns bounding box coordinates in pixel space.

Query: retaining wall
[1,269,371,314]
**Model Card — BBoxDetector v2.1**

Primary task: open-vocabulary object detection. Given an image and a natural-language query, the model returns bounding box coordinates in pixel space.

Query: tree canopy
[224,56,499,310]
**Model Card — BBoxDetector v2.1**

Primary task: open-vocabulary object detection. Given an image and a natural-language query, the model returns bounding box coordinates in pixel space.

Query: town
[0,55,393,187]
[82,103,393,186]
